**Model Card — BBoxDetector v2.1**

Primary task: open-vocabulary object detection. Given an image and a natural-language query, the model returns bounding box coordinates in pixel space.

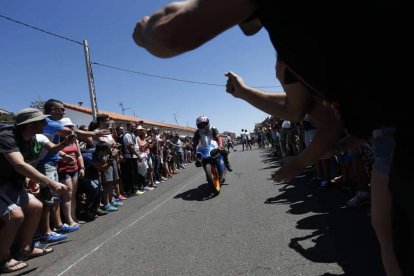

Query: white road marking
[58,172,204,276]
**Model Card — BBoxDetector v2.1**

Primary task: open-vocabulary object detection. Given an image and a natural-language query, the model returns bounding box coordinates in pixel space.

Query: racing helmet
[196,116,210,131]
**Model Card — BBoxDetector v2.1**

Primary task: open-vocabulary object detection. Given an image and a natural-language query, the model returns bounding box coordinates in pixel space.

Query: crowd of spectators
[0,99,196,273]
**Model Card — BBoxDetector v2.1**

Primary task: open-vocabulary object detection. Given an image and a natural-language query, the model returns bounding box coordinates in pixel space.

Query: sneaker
[149,183,157,188]
[160,180,165,183]
[103,204,118,212]
[134,190,145,195]
[144,186,154,191]
[347,191,371,208]
[111,201,124,207]
[113,198,121,202]
[95,207,109,216]
[155,181,161,184]
[40,231,67,243]
[118,195,128,201]
[54,223,79,234]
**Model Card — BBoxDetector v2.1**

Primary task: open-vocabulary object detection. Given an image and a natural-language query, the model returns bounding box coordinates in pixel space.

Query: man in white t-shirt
[240,129,247,151]
[94,114,122,211]
[226,135,237,152]
[245,130,252,150]
[121,122,143,195]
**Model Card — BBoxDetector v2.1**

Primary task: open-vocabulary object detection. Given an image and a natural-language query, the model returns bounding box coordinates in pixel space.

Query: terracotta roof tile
[63,103,197,132]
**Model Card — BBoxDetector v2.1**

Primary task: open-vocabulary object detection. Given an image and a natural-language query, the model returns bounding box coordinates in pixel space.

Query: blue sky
[0,0,282,134]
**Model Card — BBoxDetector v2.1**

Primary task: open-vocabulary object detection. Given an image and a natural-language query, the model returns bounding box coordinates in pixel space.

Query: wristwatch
[79,167,85,170]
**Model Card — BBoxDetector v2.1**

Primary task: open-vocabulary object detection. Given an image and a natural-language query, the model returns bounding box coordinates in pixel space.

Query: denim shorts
[58,171,79,180]
[0,183,35,217]
[36,163,61,205]
[372,127,396,174]
[101,159,119,183]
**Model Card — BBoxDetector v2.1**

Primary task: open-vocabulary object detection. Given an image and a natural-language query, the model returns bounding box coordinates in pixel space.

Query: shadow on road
[13,268,38,276]
[259,148,385,276]
[174,183,217,201]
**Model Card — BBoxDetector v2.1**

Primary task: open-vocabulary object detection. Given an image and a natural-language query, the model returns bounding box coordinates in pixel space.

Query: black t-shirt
[0,128,41,186]
[253,2,408,139]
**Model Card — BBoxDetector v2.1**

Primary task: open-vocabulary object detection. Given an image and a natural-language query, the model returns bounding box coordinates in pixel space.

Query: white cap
[58,117,75,128]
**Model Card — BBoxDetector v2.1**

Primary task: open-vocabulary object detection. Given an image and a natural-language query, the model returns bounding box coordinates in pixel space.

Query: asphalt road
[9,146,385,276]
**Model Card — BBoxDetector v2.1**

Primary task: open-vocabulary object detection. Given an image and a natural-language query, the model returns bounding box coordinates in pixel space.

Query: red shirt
[58,142,79,173]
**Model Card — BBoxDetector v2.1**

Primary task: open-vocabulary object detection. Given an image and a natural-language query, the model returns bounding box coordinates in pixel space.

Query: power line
[0,14,83,46]
[0,14,282,89]
[91,62,282,88]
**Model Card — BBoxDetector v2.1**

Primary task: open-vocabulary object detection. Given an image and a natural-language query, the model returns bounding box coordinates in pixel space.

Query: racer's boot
[223,155,233,172]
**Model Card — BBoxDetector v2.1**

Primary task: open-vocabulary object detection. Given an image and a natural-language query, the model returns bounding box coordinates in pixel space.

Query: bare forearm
[77,157,84,168]
[47,142,67,152]
[16,163,52,186]
[140,0,256,58]
[298,98,344,166]
[299,128,341,166]
[239,87,293,119]
[127,145,141,159]
[75,129,96,139]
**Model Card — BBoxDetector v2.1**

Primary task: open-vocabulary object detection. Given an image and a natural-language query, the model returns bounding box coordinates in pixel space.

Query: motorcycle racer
[192,116,233,172]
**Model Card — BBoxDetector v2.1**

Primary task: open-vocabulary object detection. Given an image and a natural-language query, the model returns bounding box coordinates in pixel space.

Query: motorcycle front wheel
[204,163,221,196]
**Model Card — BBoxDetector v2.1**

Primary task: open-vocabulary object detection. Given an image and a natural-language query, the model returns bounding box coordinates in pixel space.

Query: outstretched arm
[132,0,258,58]
[274,96,345,182]
[225,72,313,122]
[3,152,68,194]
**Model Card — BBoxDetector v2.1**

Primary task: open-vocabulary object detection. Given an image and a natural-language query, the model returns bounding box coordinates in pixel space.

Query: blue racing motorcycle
[196,140,227,196]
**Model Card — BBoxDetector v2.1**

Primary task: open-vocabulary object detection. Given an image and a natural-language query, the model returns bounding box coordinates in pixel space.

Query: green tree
[0,112,15,122]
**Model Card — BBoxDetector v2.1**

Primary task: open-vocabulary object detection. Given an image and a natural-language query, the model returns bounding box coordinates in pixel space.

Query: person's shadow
[259,147,385,276]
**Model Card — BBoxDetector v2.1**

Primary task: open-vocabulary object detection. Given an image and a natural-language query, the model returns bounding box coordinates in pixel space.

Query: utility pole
[83,40,98,121]
[119,102,131,115]
[173,112,180,125]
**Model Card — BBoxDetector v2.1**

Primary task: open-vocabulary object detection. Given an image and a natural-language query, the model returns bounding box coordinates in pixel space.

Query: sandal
[14,244,54,261]
[1,258,28,274]
[69,221,81,227]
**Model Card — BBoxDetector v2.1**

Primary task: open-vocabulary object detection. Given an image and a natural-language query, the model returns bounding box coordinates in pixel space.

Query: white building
[63,103,196,137]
